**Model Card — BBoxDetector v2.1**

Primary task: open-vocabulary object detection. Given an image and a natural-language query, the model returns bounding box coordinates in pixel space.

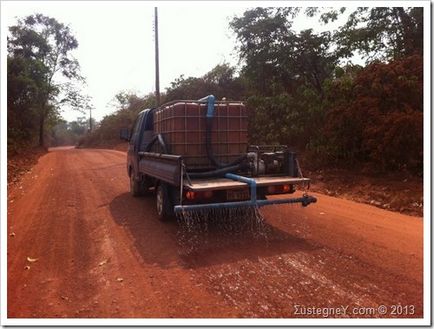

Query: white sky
[2,1,354,122]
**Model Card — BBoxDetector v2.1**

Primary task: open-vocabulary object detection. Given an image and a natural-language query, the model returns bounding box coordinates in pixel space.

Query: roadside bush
[247,87,323,151]
[312,55,423,173]
[82,93,157,146]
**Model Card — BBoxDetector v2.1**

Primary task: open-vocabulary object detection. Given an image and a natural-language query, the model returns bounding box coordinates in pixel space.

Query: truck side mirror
[120,128,130,141]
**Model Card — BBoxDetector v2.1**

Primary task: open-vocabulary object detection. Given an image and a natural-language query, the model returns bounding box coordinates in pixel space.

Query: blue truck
[121,95,316,220]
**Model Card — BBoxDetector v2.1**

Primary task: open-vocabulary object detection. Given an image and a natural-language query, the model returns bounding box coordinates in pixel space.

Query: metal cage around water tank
[153,100,248,170]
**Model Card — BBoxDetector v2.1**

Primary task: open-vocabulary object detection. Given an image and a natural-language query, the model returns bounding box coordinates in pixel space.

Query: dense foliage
[7,14,90,153]
[230,7,424,173]
[48,117,94,146]
[83,64,247,146]
[319,55,423,171]
[80,92,157,146]
[165,64,246,101]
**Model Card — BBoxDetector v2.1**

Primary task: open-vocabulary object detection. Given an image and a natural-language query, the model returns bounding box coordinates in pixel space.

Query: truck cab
[124,109,155,195]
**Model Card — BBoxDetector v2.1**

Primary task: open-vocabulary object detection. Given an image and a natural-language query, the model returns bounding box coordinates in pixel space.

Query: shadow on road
[109,192,320,269]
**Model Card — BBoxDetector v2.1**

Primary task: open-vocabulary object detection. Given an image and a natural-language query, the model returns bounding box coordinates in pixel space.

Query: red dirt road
[7,148,423,318]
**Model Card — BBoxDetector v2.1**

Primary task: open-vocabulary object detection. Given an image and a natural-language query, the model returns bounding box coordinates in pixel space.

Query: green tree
[7,55,48,152]
[308,7,423,61]
[8,14,83,146]
[290,29,337,97]
[50,117,90,146]
[110,91,155,112]
[230,8,337,97]
[165,63,246,101]
[230,8,295,95]
[165,75,209,100]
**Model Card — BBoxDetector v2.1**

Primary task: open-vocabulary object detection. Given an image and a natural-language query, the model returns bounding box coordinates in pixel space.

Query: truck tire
[156,183,174,221]
[129,170,145,197]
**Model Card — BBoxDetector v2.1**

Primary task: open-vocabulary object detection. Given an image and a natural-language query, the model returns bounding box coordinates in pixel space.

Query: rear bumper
[174,194,317,213]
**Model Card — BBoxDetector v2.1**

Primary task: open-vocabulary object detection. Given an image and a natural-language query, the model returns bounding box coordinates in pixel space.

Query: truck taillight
[186,191,196,200]
[267,184,291,194]
[185,190,213,200]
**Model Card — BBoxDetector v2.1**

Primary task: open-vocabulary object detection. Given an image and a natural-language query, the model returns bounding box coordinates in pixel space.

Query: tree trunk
[39,114,45,147]
[395,8,414,56]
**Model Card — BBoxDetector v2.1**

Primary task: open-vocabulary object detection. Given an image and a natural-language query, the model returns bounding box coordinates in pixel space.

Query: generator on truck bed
[120,95,316,221]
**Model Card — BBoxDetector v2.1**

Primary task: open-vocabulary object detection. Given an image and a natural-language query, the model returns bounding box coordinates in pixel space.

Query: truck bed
[185,176,310,191]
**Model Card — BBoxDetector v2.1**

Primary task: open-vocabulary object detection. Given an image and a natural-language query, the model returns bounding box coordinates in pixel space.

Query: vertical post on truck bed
[154,7,161,106]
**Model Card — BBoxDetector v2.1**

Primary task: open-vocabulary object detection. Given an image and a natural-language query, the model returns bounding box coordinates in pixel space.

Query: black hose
[205,117,247,168]
[144,131,248,180]
[145,133,168,153]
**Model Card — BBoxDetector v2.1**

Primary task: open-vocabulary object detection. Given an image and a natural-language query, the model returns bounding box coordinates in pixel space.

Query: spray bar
[174,173,317,213]
[174,195,317,212]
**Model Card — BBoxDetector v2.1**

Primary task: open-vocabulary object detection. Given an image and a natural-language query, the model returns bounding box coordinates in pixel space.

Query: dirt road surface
[8,148,423,318]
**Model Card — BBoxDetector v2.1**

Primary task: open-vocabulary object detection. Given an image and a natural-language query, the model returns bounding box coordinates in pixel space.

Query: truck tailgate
[186,176,310,191]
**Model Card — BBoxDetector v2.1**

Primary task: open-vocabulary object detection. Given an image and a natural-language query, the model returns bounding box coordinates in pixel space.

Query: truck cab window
[129,115,142,145]
[139,109,154,151]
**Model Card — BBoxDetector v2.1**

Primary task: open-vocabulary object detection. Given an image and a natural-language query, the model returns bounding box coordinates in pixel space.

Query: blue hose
[198,94,215,118]
[225,173,256,202]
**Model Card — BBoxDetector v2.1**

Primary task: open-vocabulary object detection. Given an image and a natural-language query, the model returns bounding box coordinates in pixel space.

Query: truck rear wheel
[130,170,145,197]
[156,183,174,221]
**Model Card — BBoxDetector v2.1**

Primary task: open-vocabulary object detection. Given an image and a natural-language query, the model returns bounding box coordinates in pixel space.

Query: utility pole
[89,107,93,132]
[154,7,161,106]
